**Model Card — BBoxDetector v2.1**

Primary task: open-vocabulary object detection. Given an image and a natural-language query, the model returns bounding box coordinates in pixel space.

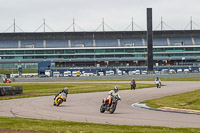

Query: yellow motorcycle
[53,92,67,106]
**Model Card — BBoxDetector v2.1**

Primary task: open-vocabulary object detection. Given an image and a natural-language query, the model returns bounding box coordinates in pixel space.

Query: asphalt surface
[1,81,200,128]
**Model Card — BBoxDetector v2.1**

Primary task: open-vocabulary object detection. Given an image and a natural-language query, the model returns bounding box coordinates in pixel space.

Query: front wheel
[109,104,116,114]
[57,98,63,106]
[100,104,106,113]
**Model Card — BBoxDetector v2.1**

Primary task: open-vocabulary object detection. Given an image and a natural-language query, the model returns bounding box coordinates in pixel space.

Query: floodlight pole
[132,17,134,31]
[73,18,75,32]
[147,8,153,73]
[161,17,163,31]
[43,18,45,32]
[14,19,15,33]
[190,16,192,30]
[102,18,105,32]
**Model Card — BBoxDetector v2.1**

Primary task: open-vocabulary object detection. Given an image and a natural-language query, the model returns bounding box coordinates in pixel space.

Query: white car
[135,70,140,75]
[142,70,147,74]
[177,69,183,73]
[184,69,189,73]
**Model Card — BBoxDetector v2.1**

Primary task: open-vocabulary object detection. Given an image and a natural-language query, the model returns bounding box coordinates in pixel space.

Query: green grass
[96,77,200,81]
[0,82,155,100]
[0,68,37,74]
[28,77,200,82]
[143,89,200,110]
[0,116,199,133]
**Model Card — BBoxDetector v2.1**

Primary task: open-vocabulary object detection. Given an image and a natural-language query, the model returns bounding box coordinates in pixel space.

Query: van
[177,69,182,73]
[142,70,147,74]
[122,71,128,75]
[135,70,140,75]
[64,71,71,77]
[105,71,111,76]
[83,71,94,76]
[184,69,189,73]
[109,70,114,76]
[53,71,60,77]
[98,72,104,76]
[169,69,176,74]
[45,70,51,77]
[72,71,77,77]
[117,70,122,75]
[76,71,81,77]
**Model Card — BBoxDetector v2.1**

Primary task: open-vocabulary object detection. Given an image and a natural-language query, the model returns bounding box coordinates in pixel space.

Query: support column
[93,39,96,47]
[68,40,71,48]
[147,8,153,72]
[18,40,21,48]
[43,40,46,48]
[167,38,170,46]
[117,39,121,47]
[192,37,195,45]
[142,38,145,46]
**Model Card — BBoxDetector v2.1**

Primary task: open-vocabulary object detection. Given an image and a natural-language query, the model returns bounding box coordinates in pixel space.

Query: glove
[54,96,56,100]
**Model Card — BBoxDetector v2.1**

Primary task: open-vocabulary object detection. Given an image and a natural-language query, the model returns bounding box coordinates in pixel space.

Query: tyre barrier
[0,86,23,96]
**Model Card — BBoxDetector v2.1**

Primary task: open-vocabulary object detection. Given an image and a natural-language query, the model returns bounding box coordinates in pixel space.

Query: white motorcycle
[155,81,161,88]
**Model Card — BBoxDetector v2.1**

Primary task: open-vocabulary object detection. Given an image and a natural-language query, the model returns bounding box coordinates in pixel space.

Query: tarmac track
[0,81,200,128]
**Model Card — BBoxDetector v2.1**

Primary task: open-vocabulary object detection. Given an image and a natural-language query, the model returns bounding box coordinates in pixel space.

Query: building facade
[0,30,200,68]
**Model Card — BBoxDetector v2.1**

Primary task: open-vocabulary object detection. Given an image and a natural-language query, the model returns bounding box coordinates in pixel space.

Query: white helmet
[114,86,118,93]
[64,87,68,93]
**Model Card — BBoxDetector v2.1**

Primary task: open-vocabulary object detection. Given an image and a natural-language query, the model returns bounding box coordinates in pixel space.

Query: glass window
[45,50,54,54]
[115,49,124,52]
[95,49,105,53]
[15,50,24,54]
[135,48,145,52]
[5,51,15,54]
[125,49,134,52]
[25,50,34,54]
[35,50,44,54]
[55,50,64,54]
[65,50,75,54]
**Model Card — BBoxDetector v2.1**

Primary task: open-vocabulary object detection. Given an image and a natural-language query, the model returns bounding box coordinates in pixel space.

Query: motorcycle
[100,95,120,114]
[3,78,11,83]
[53,92,67,106]
[131,82,136,90]
[155,81,161,88]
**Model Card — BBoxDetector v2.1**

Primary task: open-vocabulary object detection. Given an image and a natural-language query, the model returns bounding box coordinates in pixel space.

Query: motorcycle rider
[54,87,68,102]
[108,86,121,108]
[130,78,136,90]
[155,77,161,87]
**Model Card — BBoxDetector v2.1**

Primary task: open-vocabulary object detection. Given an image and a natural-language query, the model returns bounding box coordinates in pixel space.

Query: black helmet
[64,87,68,93]
[114,86,118,93]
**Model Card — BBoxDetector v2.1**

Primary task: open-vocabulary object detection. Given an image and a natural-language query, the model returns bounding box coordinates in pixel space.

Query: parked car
[184,69,189,73]
[193,70,199,73]
[142,70,147,74]
[177,69,183,73]
[135,70,140,75]
[169,69,176,74]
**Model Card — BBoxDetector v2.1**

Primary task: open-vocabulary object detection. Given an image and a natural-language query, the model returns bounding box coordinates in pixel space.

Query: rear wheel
[100,104,106,113]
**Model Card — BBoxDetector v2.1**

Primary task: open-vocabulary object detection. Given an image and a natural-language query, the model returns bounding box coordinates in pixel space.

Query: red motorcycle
[3,78,11,83]
[100,95,120,114]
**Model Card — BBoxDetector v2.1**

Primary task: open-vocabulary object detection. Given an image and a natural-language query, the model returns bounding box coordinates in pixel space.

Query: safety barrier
[0,86,23,96]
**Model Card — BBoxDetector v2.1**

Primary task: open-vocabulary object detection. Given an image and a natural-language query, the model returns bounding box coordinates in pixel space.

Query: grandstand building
[0,30,200,68]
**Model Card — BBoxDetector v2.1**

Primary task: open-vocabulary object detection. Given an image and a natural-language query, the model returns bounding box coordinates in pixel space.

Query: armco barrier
[0,86,23,96]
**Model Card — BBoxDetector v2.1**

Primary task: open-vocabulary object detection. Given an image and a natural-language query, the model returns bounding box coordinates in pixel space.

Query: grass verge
[143,89,200,110]
[23,77,200,82]
[0,82,155,100]
[0,116,199,133]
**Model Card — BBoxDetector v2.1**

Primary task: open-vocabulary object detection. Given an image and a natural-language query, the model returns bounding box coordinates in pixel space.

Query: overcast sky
[0,0,200,32]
